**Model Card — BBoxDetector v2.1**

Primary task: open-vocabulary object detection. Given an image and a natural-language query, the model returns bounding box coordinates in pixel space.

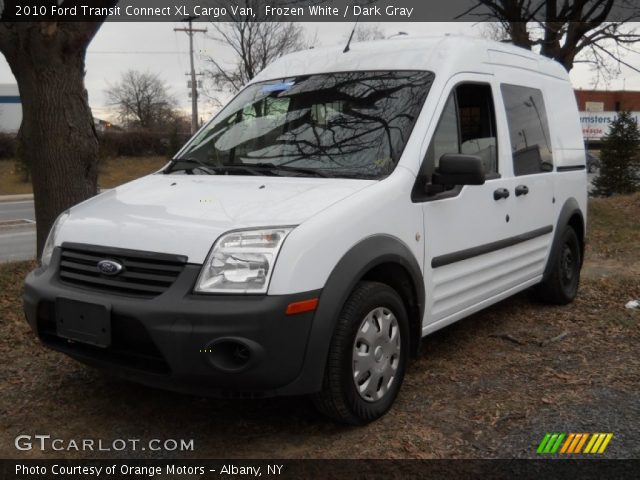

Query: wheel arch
[544,197,586,281]
[280,234,425,395]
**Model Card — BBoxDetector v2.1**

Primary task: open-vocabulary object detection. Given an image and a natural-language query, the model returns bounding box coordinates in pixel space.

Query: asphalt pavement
[0,200,36,262]
[0,200,35,222]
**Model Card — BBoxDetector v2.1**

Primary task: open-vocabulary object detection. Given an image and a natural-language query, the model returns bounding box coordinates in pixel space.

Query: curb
[0,189,110,203]
[0,193,33,203]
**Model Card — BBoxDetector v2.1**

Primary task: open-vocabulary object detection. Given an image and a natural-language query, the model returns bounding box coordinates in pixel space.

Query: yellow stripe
[574,433,589,453]
[597,434,613,454]
[590,433,606,454]
[584,433,598,453]
[560,434,575,454]
[567,434,582,454]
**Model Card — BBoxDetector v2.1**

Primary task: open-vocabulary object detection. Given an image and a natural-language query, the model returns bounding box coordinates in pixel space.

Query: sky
[1,21,639,122]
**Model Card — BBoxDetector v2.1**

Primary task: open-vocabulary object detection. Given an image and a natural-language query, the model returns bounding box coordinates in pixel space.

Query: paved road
[0,228,36,262]
[0,201,36,262]
[0,200,35,222]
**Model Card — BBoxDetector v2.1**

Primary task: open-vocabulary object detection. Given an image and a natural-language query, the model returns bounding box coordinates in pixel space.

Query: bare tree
[480,22,511,42]
[106,70,177,129]
[466,0,640,80]
[202,0,312,95]
[346,24,386,42]
[0,2,116,255]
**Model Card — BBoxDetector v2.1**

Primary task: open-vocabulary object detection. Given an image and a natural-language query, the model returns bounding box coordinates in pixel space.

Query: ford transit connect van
[24,36,587,424]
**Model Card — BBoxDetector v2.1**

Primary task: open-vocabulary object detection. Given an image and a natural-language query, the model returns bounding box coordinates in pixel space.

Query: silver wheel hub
[352,307,401,402]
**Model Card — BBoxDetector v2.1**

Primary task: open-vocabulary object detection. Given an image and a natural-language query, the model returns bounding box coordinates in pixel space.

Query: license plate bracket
[55,298,111,348]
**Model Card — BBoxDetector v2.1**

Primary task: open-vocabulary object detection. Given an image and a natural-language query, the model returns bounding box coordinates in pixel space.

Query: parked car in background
[587,152,601,173]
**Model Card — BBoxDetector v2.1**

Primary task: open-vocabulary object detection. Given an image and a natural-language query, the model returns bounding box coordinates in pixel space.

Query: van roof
[251,35,569,84]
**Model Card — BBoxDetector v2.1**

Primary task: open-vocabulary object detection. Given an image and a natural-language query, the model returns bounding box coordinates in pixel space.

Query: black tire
[536,226,581,305]
[312,281,409,425]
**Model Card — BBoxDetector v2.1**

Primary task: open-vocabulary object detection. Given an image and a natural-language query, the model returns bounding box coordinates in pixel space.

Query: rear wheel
[536,226,581,305]
[312,281,409,425]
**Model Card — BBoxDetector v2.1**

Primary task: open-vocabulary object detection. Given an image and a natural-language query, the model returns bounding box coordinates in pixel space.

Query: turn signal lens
[286,298,319,315]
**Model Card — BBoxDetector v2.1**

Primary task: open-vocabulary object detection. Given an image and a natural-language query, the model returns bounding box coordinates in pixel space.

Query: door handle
[493,188,510,201]
[515,185,529,197]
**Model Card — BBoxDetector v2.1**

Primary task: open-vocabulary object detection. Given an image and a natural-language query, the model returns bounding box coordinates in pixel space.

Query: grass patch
[97,156,168,189]
[587,192,640,261]
[0,160,30,195]
[0,157,168,195]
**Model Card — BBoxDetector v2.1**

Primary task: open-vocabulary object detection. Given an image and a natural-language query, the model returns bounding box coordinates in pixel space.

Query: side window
[457,84,498,176]
[425,93,459,179]
[501,84,553,175]
[423,83,498,181]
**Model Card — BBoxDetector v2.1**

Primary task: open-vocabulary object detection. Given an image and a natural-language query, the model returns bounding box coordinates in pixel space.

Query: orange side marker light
[286,298,319,315]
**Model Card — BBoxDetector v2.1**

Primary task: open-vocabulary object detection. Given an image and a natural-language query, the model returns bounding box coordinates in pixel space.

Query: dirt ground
[0,194,638,459]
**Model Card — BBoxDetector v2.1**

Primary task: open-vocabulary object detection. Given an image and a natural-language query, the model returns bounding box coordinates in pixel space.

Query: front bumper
[23,248,321,397]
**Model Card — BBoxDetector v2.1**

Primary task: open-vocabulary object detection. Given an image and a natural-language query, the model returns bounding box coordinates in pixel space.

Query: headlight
[40,211,69,269]
[195,227,293,294]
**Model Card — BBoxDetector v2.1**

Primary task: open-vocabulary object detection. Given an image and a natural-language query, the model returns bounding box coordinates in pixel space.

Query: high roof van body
[24,36,587,424]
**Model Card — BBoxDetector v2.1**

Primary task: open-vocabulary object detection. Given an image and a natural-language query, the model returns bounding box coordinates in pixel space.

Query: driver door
[416,77,521,329]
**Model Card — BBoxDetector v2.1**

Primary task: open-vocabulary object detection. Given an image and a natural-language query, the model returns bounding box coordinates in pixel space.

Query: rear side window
[501,84,553,175]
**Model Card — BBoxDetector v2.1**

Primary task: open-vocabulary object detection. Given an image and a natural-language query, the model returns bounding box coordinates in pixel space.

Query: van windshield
[169,71,434,179]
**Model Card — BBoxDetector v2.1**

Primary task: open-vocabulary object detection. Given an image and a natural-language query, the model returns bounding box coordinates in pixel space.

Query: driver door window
[423,83,498,183]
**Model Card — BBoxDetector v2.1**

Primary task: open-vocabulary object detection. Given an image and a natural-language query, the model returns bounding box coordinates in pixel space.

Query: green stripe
[537,433,552,453]
[544,434,559,453]
[550,433,565,453]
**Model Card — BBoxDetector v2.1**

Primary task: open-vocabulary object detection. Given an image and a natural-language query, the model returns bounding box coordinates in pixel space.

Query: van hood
[59,174,376,264]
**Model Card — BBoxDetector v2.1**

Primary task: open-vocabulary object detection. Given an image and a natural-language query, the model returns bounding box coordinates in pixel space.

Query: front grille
[58,243,187,298]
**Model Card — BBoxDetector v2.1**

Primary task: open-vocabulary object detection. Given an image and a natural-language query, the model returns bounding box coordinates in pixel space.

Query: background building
[0,84,21,133]
[575,89,640,143]
[575,89,640,112]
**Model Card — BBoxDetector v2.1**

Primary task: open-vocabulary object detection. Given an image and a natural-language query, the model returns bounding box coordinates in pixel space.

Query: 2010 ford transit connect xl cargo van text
[24,36,587,424]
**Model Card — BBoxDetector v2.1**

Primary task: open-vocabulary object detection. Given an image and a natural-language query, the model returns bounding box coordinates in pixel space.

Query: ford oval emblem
[97,259,123,276]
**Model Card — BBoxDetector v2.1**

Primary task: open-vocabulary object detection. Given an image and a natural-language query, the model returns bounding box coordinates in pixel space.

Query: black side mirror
[432,154,485,186]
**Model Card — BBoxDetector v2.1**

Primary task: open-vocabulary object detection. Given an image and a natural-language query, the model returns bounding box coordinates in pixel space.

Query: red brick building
[574,90,640,112]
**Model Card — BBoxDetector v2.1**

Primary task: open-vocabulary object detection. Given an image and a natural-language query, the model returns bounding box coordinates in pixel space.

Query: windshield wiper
[167,158,333,178]
[166,157,217,175]
[245,163,331,178]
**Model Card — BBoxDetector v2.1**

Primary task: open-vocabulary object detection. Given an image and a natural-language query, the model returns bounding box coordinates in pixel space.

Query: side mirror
[432,154,485,186]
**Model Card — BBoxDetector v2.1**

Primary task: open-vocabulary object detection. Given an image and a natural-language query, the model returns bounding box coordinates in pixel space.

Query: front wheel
[312,281,409,425]
[536,226,581,305]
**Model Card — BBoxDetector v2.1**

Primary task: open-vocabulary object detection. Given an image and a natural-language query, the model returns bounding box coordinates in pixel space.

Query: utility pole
[174,16,207,134]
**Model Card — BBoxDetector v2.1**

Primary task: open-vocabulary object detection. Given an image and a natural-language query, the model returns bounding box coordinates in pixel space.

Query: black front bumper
[23,248,322,397]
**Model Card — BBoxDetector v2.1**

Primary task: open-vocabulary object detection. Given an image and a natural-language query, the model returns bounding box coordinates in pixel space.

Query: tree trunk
[0,22,103,257]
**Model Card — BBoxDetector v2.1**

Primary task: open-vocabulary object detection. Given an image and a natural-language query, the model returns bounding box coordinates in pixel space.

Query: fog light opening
[207,340,253,372]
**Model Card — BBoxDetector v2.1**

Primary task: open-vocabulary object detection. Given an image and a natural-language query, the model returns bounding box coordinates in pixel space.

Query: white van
[24,36,587,424]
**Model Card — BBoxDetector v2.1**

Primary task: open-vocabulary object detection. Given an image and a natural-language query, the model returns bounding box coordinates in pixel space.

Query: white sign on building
[585,101,604,112]
[0,84,22,133]
[580,111,640,140]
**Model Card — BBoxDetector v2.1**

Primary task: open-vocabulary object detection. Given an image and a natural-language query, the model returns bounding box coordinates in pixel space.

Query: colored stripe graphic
[584,433,613,454]
[537,433,552,453]
[544,433,559,453]
[550,433,565,453]
[539,433,613,455]
[597,434,613,453]
[537,433,564,454]
[584,434,598,453]
[560,434,575,454]
[575,433,589,453]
